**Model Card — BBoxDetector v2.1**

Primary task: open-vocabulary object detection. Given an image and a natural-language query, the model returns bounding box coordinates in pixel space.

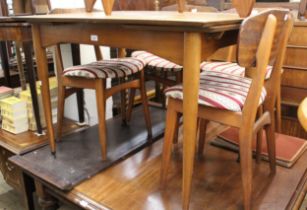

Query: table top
[0,16,30,27]
[13,11,242,29]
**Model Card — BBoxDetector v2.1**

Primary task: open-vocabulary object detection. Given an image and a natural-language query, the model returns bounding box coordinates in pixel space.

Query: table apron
[36,23,238,65]
[0,27,32,42]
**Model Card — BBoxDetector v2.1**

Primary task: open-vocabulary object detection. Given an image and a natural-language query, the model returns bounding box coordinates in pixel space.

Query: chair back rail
[238,10,290,68]
[239,10,293,131]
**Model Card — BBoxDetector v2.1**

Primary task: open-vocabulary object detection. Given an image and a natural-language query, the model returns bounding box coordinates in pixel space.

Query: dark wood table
[14,11,242,210]
[0,119,86,209]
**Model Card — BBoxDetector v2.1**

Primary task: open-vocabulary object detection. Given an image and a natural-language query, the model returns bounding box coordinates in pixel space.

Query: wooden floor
[54,123,307,210]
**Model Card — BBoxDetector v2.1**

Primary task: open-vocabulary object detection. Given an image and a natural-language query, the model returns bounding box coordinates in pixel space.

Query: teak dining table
[14,11,242,210]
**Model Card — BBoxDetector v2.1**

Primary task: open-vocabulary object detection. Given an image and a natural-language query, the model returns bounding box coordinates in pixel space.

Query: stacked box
[20,77,58,131]
[1,96,28,134]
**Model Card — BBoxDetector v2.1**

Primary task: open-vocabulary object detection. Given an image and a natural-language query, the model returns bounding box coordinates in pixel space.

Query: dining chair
[130,4,219,108]
[298,98,307,131]
[161,10,293,210]
[55,45,152,160]
[199,8,293,161]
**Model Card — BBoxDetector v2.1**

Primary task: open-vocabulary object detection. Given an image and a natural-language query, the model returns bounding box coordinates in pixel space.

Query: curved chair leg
[160,98,178,187]
[173,113,181,144]
[275,91,282,133]
[198,119,208,157]
[239,128,253,210]
[120,89,127,126]
[139,71,152,138]
[256,106,263,163]
[57,84,66,140]
[126,88,136,122]
[95,79,107,160]
[265,113,276,173]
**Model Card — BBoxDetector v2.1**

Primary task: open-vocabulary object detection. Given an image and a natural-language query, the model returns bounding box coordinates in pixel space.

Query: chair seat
[165,71,267,112]
[131,51,183,72]
[200,61,273,80]
[63,58,145,79]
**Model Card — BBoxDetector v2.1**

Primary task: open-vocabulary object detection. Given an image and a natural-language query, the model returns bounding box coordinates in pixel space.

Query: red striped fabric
[200,61,273,80]
[63,58,145,79]
[165,71,267,112]
[131,51,183,72]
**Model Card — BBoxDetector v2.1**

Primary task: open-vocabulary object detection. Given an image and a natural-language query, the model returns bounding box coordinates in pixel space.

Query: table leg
[23,41,43,135]
[0,41,11,87]
[32,24,56,155]
[35,180,58,210]
[20,172,35,210]
[182,32,202,210]
[15,41,27,90]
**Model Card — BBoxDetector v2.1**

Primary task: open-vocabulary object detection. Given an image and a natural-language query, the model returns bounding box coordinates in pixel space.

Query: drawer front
[281,86,307,105]
[281,68,307,89]
[288,26,307,46]
[284,48,307,68]
[0,147,22,191]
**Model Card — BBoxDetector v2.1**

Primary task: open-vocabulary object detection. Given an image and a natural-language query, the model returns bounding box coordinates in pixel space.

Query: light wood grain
[298,97,307,131]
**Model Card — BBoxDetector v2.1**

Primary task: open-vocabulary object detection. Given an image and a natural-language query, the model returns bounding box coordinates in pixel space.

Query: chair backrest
[238,10,294,128]
[237,10,277,130]
[237,10,291,69]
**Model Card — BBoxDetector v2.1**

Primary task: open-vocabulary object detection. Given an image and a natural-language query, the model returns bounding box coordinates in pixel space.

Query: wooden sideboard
[281,20,307,139]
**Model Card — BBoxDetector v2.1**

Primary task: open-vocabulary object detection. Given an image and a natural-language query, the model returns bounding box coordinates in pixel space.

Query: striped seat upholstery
[132,51,183,72]
[200,61,273,80]
[63,58,145,79]
[165,71,267,112]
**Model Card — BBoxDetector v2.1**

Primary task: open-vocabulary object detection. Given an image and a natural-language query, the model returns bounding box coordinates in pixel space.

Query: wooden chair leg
[160,98,178,187]
[175,71,183,83]
[139,71,152,138]
[198,119,208,157]
[265,114,277,173]
[95,79,107,160]
[275,91,282,133]
[126,88,136,122]
[256,106,263,163]
[57,84,66,140]
[161,71,168,108]
[173,113,181,144]
[239,129,253,210]
[120,87,127,125]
